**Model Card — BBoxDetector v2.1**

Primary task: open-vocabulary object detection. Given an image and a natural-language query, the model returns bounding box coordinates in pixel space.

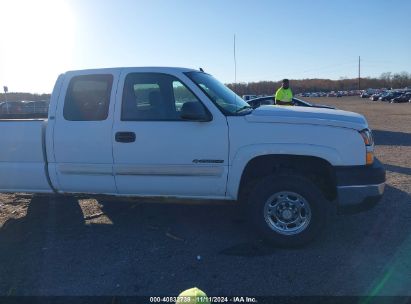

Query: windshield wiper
[235,105,253,113]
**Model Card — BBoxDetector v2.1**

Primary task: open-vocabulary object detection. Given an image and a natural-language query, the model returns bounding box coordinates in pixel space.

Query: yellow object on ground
[176,287,210,304]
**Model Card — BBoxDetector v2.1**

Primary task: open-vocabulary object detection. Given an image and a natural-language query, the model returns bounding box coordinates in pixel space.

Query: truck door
[112,70,229,197]
[51,70,120,194]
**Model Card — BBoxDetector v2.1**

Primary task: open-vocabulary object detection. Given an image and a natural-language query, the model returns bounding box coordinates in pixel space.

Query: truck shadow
[384,164,411,176]
[0,184,410,295]
[373,129,411,146]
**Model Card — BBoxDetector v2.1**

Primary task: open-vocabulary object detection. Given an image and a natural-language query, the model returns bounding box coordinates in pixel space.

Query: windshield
[186,71,252,115]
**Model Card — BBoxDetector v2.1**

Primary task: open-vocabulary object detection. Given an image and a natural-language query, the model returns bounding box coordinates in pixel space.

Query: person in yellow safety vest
[275,79,293,105]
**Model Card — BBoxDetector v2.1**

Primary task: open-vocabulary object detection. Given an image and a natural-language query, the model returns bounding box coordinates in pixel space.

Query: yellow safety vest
[275,87,293,104]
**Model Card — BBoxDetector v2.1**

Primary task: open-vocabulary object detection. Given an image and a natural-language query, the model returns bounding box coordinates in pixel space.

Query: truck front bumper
[335,158,386,214]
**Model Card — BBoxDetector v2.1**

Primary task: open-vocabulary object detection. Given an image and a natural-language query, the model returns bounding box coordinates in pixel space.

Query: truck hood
[245,105,368,130]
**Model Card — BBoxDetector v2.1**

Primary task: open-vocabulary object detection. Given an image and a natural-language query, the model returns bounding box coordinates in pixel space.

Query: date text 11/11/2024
[149,296,257,303]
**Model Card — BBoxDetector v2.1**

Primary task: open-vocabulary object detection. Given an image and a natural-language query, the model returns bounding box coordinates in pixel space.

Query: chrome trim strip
[57,164,113,176]
[114,164,224,177]
[57,164,224,177]
[337,183,385,193]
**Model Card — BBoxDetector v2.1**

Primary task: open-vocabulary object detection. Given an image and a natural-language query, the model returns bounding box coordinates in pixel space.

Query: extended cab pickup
[0,67,386,246]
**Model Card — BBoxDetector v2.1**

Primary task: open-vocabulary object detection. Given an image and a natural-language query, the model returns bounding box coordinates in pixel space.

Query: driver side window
[173,81,199,112]
[121,73,206,121]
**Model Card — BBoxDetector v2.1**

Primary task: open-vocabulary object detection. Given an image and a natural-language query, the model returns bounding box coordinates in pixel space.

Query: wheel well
[238,155,337,202]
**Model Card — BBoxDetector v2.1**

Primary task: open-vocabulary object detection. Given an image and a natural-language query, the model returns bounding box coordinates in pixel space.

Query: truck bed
[0,119,52,192]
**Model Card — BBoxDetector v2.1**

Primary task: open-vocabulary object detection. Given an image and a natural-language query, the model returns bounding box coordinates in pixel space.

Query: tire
[247,174,329,247]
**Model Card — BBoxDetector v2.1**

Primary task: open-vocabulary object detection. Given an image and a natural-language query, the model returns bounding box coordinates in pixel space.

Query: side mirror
[180,101,211,122]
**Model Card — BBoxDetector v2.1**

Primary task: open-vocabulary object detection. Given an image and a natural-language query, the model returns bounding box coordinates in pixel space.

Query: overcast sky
[0,0,410,93]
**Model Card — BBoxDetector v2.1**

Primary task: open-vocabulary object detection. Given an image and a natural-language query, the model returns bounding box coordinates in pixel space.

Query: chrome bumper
[335,158,386,213]
[337,183,385,206]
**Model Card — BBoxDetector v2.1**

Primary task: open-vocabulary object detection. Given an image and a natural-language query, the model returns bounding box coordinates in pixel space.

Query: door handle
[115,132,136,143]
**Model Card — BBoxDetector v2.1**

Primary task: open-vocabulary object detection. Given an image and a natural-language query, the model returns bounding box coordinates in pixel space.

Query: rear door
[112,70,229,198]
[51,69,120,194]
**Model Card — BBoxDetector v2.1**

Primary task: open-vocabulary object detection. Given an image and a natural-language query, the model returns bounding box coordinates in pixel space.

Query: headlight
[359,129,374,165]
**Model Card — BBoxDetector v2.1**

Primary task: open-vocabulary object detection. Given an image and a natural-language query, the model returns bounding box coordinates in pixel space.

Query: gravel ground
[0,96,410,296]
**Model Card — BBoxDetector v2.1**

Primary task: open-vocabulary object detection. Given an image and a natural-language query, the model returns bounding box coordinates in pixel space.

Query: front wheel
[247,174,329,247]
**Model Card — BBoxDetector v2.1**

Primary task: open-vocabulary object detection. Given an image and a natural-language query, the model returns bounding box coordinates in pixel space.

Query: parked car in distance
[242,95,257,101]
[0,100,49,118]
[379,91,403,102]
[370,93,383,101]
[391,93,411,103]
[0,101,25,114]
[247,96,335,109]
[247,96,274,108]
[21,100,50,114]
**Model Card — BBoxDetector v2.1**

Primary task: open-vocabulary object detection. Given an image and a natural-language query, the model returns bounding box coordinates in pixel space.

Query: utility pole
[358,56,361,91]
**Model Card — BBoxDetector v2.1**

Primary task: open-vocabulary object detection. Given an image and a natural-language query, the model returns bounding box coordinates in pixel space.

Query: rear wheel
[247,174,329,247]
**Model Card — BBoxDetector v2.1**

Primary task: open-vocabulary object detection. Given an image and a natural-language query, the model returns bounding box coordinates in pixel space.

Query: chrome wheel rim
[263,191,312,235]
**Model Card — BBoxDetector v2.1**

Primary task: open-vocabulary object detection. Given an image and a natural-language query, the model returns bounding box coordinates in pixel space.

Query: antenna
[234,34,237,85]
[233,34,238,108]
[358,56,361,90]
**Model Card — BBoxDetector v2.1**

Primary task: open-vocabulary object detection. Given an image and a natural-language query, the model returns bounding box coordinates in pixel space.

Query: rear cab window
[63,74,113,121]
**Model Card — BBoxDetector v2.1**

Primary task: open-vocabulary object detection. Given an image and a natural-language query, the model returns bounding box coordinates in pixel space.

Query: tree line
[1,72,410,102]
[227,72,411,96]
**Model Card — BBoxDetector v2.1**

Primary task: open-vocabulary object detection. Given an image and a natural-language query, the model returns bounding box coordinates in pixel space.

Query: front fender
[226,143,342,200]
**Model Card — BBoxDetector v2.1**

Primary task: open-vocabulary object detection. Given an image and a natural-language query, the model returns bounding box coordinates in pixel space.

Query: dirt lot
[0,96,410,296]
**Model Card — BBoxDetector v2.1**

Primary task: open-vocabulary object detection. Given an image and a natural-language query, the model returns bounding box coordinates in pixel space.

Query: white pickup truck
[0,67,385,246]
